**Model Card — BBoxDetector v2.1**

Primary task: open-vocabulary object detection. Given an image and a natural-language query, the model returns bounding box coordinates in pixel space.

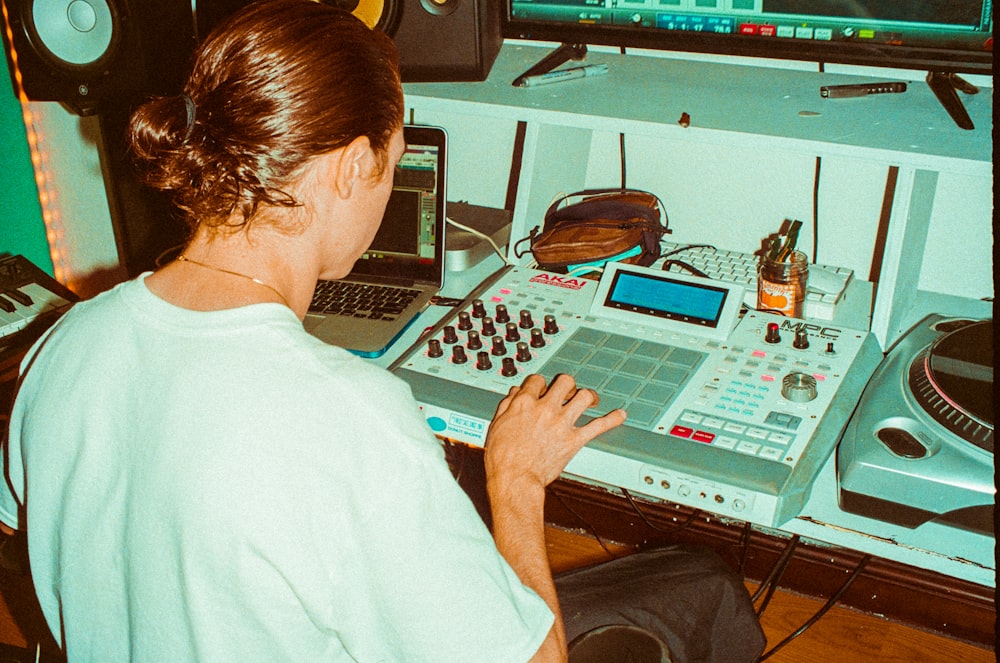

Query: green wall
[1,60,52,275]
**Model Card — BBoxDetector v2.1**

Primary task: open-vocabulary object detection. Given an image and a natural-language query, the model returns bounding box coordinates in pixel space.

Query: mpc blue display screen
[605,270,728,328]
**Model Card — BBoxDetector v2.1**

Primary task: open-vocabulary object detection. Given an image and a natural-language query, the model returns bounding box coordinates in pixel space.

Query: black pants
[556,545,766,663]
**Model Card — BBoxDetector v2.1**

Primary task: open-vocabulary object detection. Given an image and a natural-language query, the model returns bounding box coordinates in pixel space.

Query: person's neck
[174,254,291,309]
[151,229,317,319]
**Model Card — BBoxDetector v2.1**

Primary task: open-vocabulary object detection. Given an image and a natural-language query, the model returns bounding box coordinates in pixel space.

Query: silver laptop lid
[346,125,447,287]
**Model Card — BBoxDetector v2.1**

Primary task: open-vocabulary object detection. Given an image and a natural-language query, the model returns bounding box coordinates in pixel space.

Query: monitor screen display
[505,0,993,74]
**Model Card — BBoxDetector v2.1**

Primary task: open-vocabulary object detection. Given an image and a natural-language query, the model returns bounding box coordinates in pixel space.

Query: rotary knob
[515,341,532,362]
[765,322,781,344]
[457,311,473,331]
[781,371,818,402]
[543,314,559,335]
[470,299,486,318]
[495,304,510,324]
[793,327,809,349]
[466,330,483,350]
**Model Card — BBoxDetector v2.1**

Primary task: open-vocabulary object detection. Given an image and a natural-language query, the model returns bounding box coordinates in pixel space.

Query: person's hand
[483,373,626,495]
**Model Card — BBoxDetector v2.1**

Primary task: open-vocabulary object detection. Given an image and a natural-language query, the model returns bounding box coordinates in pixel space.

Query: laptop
[304,125,447,358]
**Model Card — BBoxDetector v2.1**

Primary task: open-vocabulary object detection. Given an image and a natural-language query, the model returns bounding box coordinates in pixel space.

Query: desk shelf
[396,42,994,592]
[405,43,991,165]
[404,42,993,349]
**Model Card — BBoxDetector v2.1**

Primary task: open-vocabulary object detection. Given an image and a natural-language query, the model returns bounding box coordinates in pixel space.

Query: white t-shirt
[1,275,552,662]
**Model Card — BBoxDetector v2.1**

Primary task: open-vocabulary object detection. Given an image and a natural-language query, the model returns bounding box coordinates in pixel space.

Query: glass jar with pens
[758,220,809,318]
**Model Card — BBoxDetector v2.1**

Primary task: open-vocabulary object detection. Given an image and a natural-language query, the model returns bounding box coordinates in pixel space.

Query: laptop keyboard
[310,281,421,320]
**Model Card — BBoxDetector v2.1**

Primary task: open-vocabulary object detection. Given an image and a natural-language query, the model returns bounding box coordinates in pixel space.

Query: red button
[670,425,694,439]
[692,430,716,444]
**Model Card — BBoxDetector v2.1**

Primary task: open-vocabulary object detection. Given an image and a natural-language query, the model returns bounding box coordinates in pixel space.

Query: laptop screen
[349,128,446,284]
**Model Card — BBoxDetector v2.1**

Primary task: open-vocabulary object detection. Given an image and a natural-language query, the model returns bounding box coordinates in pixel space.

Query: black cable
[621,488,703,534]
[505,121,528,212]
[750,534,800,606]
[755,562,787,617]
[738,521,753,579]
[812,156,821,263]
[511,234,534,260]
[756,554,872,661]
[660,259,709,278]
[618,133,627,190]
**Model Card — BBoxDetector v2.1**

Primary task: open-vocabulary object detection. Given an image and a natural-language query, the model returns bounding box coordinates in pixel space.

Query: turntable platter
[909,320,993,452]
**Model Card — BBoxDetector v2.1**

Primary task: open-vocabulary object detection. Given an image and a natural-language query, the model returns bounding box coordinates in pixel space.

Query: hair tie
[182,94,197,140]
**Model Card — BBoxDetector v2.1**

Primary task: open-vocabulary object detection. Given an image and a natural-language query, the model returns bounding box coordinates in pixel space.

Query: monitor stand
[511,43,588,87]
[925,71,979,131]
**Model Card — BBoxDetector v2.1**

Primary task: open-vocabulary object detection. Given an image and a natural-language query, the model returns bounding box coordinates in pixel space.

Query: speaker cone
[28,0,119,67]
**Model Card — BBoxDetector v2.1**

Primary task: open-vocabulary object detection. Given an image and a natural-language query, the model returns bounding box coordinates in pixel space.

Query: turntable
[837,315,994,535]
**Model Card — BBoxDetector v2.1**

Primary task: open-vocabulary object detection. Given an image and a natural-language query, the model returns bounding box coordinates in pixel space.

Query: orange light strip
[2,0,70,287]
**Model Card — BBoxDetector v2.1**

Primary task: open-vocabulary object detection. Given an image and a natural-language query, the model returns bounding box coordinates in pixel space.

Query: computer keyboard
[309,281,420,320]
[658,241,854,321]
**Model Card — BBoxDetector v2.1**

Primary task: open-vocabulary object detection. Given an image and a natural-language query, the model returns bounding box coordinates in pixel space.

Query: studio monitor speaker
[1,0,193,115]
[367,0,503,82]
[198,0,503,83]
[2,0,501,113]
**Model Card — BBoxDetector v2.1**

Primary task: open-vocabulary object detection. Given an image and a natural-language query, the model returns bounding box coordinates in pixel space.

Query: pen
[820,82,907,98]
[515,64,609,88]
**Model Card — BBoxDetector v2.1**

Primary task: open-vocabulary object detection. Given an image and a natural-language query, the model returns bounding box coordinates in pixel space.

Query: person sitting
[1,1,764,660]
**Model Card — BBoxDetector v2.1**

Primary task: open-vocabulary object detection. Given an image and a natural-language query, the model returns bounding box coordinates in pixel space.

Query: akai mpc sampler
[391,263,882,528]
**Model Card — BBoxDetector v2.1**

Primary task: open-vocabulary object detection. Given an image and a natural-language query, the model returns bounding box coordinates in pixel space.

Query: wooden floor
[545,525,996,663]
[1,527,995,661]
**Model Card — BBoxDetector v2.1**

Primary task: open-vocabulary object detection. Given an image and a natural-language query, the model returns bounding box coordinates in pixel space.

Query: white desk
[372,251,993,590]
[375,42,994,589]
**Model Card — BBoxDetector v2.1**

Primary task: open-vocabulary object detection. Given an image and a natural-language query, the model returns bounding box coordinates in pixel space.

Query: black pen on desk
[514,64,609,88]
[820,81,907,98]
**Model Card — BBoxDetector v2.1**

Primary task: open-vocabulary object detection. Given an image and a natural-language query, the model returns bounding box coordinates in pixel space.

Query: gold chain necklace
[176,255,290,309]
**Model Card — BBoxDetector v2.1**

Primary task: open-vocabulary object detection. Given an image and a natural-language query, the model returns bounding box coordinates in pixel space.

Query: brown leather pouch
[528,188,669,272]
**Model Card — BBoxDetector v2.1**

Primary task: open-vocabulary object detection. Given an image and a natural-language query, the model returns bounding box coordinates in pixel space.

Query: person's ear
[331,135,375,200]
